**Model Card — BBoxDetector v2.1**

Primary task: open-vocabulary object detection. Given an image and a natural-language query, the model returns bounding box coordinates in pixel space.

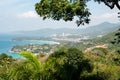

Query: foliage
[85,47,120,80]
[35,0,91,26]
[8,62,34,80]
[0,53,15,80]
[8,47,93,80]
[44,47,93,80]
[111,29,120,53]
[20,51,41,70]
[80,71,112,80]
[0,53,14,68]
[112,52,120,66]
[8,52,42,80]
[0,46,120,80]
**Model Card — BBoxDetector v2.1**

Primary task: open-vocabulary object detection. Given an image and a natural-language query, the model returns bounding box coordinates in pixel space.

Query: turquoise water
[0,34,55,59]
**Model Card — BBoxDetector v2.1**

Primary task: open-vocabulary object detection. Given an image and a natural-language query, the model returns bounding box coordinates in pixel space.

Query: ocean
[0,34,55,59]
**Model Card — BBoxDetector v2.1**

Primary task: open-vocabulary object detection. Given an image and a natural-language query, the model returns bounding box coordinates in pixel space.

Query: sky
[0,0,119,33]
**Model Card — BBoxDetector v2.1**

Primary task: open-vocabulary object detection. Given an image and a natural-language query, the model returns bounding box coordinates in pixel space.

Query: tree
[35,0,91,26]
[0,53,14,80]
[45,47,93,80]
[61,48,93,80]
[0,53,14,67]
[35,0,120,26]
[8,52,42,80]
[111,29,120,54]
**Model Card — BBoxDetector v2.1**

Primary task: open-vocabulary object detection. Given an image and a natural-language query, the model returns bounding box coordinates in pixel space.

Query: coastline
[9,40,60,55]
[0,37,60,59]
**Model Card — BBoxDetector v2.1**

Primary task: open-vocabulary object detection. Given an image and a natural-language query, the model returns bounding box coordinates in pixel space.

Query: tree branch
[115,2,120,10]
[103,1,115,9]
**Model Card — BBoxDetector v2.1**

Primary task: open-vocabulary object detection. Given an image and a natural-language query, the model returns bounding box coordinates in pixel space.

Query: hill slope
[15,22,120,38]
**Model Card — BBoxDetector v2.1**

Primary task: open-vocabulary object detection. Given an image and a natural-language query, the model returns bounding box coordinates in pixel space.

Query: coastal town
[10,32,107,55]
[10,33,83,54]
[10,44,59,54]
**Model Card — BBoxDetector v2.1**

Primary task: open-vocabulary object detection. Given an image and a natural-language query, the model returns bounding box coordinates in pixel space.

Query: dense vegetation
[0,45,120,80]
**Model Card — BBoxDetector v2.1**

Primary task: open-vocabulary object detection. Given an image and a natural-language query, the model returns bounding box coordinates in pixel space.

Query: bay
[0,34,55,59]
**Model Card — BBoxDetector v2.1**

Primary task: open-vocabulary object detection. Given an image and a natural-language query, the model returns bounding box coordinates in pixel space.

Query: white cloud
[93,13,117,19]
[17,11,39,18]
[90,12,119,26]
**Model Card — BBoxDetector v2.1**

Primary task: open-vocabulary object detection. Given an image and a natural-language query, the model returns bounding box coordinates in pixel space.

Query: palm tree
[8,51,42,80]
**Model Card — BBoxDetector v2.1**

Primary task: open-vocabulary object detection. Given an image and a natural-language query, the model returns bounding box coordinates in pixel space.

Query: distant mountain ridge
[15,22,120,38]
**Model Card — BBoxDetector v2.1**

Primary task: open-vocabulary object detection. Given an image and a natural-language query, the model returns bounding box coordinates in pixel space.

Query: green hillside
[86,28,120,52]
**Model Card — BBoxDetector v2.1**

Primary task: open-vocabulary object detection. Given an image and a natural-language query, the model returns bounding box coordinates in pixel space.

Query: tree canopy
[35,0,91,26]
[35,0,120,26]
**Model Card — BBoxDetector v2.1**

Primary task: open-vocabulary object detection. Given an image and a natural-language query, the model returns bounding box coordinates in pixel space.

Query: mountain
[15,22,120,38]
[76,22,120,37]
[84,22,119,33]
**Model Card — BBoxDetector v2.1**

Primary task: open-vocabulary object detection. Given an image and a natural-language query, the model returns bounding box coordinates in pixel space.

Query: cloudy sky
[0,0,119,33]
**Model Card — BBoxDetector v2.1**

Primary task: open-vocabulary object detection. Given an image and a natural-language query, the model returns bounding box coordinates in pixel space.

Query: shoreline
[12,39,60,45]
[0,39,60,59]
[9,40,60,55]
